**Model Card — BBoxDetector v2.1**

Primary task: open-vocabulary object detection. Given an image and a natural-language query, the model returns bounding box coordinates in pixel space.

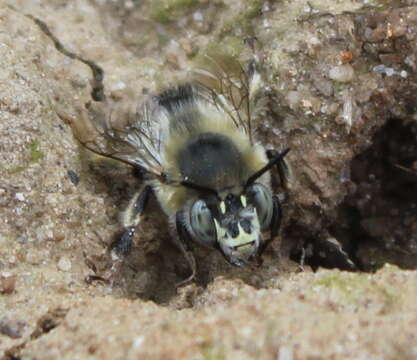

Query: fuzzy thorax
[155,101,269,215]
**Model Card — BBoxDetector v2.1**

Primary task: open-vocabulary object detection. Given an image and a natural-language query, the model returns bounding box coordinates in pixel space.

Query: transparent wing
[191,53,262,144]
[70,101,165,181]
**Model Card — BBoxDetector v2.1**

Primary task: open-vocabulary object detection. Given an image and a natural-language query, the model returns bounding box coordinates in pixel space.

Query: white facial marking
[240,195,247,207]
[214,219,227,239]
[220,201,226,214]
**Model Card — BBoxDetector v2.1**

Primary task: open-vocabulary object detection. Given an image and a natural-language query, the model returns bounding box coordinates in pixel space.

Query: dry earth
[1,0,417,359]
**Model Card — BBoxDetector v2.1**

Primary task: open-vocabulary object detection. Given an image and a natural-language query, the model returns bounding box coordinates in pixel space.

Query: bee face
[188,183,274,265]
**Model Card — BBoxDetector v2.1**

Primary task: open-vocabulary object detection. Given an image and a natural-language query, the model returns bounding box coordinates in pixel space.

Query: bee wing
[192,53,262,144]
[70,101,165,180]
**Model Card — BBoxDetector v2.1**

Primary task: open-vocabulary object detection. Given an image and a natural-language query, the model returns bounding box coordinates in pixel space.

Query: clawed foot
[83,246,126,286]
[175,250,197,287]
[176,271,196,287]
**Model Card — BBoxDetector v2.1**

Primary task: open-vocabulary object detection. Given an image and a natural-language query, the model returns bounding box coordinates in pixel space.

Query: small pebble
[193,11,203,22]
[286,91,302,110]
[329,64,354,83]
[0,317,26,338]
[67,170,80,186]
[15,192,25,201]
[1,272,17,294]
[58,257,72,272]
[52,229,66,242]
[278,346,293,360]
[16,235,27,244]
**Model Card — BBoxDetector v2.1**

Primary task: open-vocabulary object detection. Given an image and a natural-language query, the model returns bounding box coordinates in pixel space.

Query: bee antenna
[245,148,290,187]
[181,181,219,198]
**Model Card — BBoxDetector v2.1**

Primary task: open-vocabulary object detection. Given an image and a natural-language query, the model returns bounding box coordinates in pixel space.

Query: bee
[74,53,291,285]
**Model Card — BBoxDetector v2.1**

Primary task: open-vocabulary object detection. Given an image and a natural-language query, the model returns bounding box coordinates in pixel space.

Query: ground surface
[1,0,416,359]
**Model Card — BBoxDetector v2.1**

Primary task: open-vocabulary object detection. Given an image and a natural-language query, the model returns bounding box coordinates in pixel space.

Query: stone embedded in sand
[329,64,355,83]
[57,257,72,272]
[0,272,17,294]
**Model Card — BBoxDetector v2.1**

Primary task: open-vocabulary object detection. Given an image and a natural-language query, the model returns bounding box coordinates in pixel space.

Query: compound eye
[190,200,217,246]
[246,183,273,230]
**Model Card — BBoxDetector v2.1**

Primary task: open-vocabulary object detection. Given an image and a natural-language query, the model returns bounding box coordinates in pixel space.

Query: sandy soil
[1,0,416,359]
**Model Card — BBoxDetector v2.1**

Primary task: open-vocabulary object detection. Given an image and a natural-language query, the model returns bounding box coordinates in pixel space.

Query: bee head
[182,148,289,266]
[187,184,274,265]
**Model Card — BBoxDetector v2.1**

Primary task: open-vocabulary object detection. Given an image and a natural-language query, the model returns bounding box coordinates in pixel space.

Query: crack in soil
[25,13,106,102]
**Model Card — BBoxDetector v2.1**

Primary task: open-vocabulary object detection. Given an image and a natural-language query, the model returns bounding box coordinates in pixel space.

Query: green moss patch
[150,0,199,24]
[28,140,44,163]
[201,344,225,360]
[312,271,396,308]
[219,0,265,38]
[6,139,44,174]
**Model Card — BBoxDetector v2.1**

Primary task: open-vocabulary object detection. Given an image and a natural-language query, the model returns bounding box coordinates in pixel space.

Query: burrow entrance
[294,118,417,272]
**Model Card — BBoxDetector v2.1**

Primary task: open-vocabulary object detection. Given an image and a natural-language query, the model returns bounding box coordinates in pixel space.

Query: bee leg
[110,228,135,260]
[299,246,307,272]
[110,185,153,257]
[106,185,152,282]
[259,195,282,257]
[266,149,292,191]
[174,211,197,287]
[270,195,283,243]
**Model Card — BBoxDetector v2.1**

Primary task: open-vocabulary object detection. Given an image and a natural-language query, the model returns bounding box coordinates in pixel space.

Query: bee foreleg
[266,149,292,191]
[110,185,153,259]
[174,211,197,287]
[259,194,282,257]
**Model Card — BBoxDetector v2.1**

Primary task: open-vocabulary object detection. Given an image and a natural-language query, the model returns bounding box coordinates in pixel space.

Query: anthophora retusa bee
[74,53,291,285]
